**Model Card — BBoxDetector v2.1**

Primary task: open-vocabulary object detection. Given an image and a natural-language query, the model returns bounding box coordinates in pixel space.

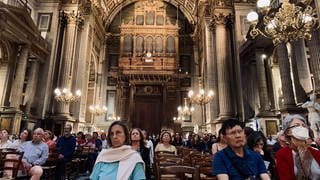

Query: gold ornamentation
[247,0,318,45]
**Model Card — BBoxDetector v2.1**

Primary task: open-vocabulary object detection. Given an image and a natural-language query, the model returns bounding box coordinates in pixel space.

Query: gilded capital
[211,13,233,28]
[65,11,84,30]
[66,11,78,25]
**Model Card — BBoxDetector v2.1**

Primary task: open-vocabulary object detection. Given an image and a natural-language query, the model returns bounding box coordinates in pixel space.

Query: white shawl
[95,145,144,180]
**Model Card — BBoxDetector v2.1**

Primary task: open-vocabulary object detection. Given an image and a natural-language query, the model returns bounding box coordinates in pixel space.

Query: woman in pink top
[44,130,56,150]
[155,131,177,155]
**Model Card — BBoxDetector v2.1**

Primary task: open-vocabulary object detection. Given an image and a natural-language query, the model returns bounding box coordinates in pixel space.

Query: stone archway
[0,41,10,105]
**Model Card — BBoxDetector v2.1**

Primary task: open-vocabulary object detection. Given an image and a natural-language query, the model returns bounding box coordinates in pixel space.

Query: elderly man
[212,118,270,180]
[19,128,49,180]
[55,124,76,180]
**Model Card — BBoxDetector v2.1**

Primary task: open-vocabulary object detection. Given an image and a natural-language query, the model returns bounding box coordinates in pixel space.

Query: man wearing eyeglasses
[212,118,270,180]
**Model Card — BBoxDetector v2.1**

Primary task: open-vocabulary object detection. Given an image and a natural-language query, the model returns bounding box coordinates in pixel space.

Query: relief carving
[65,11,84,30]
[210,13,233,29]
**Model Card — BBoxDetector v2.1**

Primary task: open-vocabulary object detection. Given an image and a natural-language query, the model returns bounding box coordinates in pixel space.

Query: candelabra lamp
[246,0,318,45]
[177,98,195,117]
[188,77,214,131]
[89,105,108,116]
[188,77,214,105]
[107,113,121,121]
[54,88,81,103]
[173,116,183,122]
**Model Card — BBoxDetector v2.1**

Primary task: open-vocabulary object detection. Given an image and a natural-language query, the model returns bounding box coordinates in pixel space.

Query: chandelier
[188,77,214,105]
[246,0,318,45]
[89,105,107,116]
[173,116,183,122]
[54,88,81,103]
[107,113,121,121]
[177,98,195,116]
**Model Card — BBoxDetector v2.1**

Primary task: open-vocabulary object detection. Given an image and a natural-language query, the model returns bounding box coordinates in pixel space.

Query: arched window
[146,11,155,25]
[145,36,153,53]
[123,35,133,55]
[166,36,175,53]
[155,36,163,53]
[136,36,144,55]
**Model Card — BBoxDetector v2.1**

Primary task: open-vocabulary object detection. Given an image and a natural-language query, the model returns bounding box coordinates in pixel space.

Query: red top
[275,146,320,180]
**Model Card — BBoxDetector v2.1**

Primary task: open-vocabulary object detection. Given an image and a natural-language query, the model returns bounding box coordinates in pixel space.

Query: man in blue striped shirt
[19,128,49,180]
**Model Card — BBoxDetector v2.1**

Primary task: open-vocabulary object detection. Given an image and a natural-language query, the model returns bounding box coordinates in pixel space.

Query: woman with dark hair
[155,131,177,155]
[130,128,152,179]
[11,129,31,149]
[0,129,13,149]
[76,131,86,146]
[90,121,145,180]
[44,130,56,150]
[172,133,183,146]
[247,131,275,178]
[211,129,227,155]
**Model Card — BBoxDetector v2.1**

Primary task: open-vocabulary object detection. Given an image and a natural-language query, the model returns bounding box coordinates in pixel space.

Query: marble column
[56,11,80,116]
[292,40,312,93]
[10,45,29,109]
[306,30,320,91]
[9,45,28,134]
[24,60,40,114]
[255,49,270,112]
[289,41,307,103]
[204,17,218,124]
[213,13,233,119]
[277,43,296,109]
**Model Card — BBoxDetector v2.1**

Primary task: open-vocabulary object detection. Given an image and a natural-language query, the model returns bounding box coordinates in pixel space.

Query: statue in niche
[216,0,225,6]
[127,17,134,25]
[166,16,173,25]
[302,93,320,139]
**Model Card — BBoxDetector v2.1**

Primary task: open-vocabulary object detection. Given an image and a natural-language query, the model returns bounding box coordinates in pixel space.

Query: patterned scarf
[295,148,313,180]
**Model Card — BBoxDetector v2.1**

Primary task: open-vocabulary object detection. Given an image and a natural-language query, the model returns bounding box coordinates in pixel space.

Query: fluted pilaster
[289,41,307,103]
[306,30,320,91]
[204,18,218,123]
[24,60,39,114]
[255,49,270,111]
[213,13,233,119]
[277,43,296,108]
[10,45,29,108]
[56,11,82,115]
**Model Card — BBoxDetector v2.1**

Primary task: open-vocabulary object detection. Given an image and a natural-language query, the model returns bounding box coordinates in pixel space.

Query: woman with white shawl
[90,121,146,180]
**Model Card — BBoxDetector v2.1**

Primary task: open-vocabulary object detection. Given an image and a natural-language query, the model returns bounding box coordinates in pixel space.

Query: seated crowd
[0,114,320,179]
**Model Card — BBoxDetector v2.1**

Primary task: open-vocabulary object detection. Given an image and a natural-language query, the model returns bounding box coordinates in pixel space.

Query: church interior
[0,0,319,137]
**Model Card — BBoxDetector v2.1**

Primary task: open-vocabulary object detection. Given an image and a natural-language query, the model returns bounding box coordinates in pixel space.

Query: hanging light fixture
[188,77,214,105]
[89,105,108,116]
[177,98,195,116]
[247,0,318,45]
[107,112,121,121]
[54,88,81,103]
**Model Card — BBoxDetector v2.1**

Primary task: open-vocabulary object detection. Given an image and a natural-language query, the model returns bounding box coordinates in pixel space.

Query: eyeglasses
[226,129,244,136]
[287,124,307,130]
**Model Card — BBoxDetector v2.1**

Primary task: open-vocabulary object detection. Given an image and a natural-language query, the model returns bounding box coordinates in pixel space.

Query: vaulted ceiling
[100,0,199,28]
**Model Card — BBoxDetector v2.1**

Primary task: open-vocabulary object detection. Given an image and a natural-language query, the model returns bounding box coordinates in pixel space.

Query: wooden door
[133,96,162,135]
